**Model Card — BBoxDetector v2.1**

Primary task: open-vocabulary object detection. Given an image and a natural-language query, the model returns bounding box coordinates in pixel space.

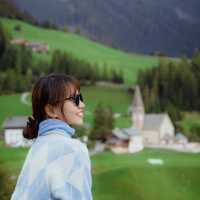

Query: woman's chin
[71,118,84,126]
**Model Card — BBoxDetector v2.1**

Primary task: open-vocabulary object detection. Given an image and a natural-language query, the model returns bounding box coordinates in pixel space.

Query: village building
[10,38,49,53]
[10,38,27,45]
[2,116,32,147]
[25,42,49,53]
[107,127,143,153]
[108,85,175,153]
[132,86,175,145]
[175,132,188,145]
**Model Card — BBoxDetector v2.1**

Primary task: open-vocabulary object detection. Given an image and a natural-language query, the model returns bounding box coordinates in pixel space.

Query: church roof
[175,133,188,140]
[2,116,28,129]
[143,114,167,130]
[133,85,144,108]
[112,127,140,139]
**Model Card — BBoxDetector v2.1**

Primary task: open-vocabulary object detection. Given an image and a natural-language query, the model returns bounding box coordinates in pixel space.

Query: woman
[11,74,92,200]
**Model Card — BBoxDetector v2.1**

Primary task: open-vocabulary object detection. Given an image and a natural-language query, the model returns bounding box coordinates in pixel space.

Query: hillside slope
[2,18,159,85]
[11,0,200,56]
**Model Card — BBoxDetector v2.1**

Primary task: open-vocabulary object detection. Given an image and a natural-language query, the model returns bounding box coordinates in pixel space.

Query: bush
[190,123,200,142]
[90,104,114,141]
[0,165,14,200]
[14,24,21,32]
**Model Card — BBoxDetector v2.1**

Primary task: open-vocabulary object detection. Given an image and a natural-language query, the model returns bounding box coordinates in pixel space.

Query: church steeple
[132,86,145,129]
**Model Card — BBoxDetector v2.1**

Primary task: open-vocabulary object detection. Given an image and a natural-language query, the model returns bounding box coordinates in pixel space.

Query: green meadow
[92,150,200,200]
[0,94,30,128]
[0,85,132,128]
[1,17,161,85]
[1,141,200,200]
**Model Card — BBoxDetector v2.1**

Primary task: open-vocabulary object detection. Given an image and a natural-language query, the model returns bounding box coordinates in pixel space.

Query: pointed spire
[133,85,144,110]
[132,85,145,129]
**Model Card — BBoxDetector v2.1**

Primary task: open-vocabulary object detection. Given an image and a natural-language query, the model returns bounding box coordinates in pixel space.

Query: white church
[108,86,175,153]
[132,86,175,145]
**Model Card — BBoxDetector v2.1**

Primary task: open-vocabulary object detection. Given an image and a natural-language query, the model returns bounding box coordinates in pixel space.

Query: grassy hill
[0,142,200,200]
[11,0,200,57]
[1,17,160,85]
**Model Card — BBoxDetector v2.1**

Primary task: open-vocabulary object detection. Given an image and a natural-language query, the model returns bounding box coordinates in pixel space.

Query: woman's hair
[23,73,80,139]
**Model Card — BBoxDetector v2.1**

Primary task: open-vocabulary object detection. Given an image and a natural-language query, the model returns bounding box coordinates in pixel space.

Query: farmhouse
[10,38,49,53]
[108,127,143,153]
[2,116,32,147]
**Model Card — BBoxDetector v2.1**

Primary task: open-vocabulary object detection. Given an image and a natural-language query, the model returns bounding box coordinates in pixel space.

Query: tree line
[0,0,83,34]
[137,51,200,140]
[0,0,37,25]
[138,51,200,117]
[0,22,124,94]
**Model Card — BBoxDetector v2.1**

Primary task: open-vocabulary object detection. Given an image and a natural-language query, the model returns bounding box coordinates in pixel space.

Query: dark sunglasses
[64,93,84,106]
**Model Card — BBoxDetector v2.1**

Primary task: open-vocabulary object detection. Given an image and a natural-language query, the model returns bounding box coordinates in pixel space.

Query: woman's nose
[79,100,85,108]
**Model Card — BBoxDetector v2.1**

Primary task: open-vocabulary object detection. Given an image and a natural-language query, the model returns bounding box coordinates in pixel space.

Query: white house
[108,127,143,153]
[2,116,32,147]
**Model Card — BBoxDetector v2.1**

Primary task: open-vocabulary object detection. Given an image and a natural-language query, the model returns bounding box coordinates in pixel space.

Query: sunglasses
[64,93,84,106]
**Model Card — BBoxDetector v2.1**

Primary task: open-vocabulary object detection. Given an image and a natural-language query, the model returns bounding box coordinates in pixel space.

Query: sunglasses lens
[80,94,83,102]
[75,94,83,106]
[75,95,79,106]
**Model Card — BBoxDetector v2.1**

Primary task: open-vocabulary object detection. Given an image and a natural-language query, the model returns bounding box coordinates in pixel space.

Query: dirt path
[20,92,31,106]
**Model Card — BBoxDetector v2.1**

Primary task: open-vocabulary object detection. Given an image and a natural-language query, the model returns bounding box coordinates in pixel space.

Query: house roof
[143,114,168,130]
[175,133,188,140]
[2,116,28,129]
[112,127,140,139]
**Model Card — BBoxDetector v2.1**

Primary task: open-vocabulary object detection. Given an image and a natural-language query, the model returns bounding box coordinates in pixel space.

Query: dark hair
[23,73,80,139]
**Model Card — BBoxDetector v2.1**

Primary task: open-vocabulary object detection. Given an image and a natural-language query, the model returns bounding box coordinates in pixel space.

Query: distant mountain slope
[10,0,200,56]
[2,18,159,85]
[0,0,36,24]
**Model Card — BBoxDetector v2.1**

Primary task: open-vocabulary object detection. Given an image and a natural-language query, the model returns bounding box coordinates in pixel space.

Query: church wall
[160,115,175,140]
[142,130,159,145]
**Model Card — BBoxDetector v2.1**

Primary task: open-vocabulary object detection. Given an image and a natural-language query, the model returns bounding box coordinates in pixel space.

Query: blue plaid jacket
[11,119,92,200]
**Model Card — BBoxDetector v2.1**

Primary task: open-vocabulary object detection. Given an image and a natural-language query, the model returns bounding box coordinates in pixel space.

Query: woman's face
[60,92,85,125]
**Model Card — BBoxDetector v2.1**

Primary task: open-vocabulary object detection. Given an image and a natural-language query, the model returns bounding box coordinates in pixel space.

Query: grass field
[0,94,31,129]
[1,17,161,85]
[0,85,133,129]
[0,141,200,200]
[92,150,200,200]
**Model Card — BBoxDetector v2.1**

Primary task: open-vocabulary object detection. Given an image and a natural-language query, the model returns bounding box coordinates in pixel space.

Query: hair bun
[23,116,39,139]
[27,116,36,127]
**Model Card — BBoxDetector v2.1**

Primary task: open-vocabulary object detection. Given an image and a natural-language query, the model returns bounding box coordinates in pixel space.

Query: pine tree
[0,22,10,59]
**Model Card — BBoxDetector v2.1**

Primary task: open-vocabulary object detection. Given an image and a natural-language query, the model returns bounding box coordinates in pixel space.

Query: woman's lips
[76,111,84,117]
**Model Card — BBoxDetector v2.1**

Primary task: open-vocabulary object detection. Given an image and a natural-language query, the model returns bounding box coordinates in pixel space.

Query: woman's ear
[44,104,59,119]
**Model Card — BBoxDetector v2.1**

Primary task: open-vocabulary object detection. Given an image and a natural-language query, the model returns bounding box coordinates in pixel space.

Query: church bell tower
[132,86,145,129]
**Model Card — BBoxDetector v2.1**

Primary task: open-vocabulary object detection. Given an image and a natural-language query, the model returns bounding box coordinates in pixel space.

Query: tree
[0,165,13,200]
[0,45,20,71]
[0,22,10,59]
[14,24,22,32]
[63,25,69,33]
[90,104,114,141]
[75,26,81,35]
